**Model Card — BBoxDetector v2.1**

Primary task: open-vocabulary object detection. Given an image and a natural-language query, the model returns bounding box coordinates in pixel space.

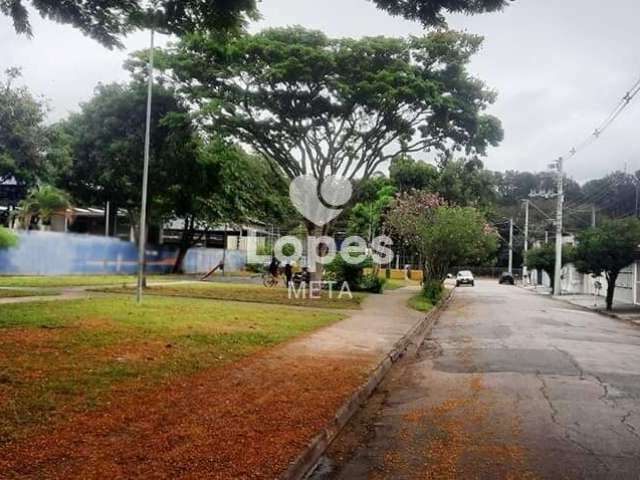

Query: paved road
[318,280,640,479]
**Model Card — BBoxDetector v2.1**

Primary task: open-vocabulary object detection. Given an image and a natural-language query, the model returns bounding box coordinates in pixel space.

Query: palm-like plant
[17,184,71,228]
[0,226,17,248]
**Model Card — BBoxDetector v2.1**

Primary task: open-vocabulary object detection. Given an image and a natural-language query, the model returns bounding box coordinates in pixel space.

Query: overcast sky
[2,0,639,182]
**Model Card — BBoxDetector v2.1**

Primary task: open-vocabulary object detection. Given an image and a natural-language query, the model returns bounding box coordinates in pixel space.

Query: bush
[422,279,444,304]
[0,227,18,249]
[245,263,265,273]
[325,255,367,289]
[359,274,386,293]
[324,256,386,293]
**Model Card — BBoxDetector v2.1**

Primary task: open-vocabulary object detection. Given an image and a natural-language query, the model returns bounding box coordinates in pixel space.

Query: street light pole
[137,29,155,304]
[508,218,514,274]
[553,157,564,296]
[523,200,529,283]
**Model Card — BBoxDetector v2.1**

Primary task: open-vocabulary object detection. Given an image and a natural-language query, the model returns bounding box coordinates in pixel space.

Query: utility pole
[523,200,529,283]
[137,29,155,304]
[591,205,597,228]
[508,218,514,274]
[553,157,564,296]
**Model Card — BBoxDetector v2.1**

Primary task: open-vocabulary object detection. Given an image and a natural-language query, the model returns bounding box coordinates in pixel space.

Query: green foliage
[17,184,71,226]
[325,255,367,290]
[59,81,199,224]
[436,157,497,208]
[408,293,434,313]
[0,68,48,186]
[346,183,396,239]
[422,280,444,305]
[160,27,503,187]
[245,263,265,274]
[358,274,386,294]
[389,155,438,193]
[3,0,258,49]
[386,193,498,286]
[370,0,509,26]
[0,227,18,249]
[324,255,383,292]
[574,219,640,310]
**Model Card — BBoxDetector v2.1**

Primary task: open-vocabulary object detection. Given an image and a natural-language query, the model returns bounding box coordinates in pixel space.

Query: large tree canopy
[2,0,257,49]
[158,27,503,186]
[57,81,200,231]
[0,67,48,186]
[370,0,510,26]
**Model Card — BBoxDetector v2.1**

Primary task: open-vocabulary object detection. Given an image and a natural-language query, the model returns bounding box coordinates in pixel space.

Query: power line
[558,75,640,167]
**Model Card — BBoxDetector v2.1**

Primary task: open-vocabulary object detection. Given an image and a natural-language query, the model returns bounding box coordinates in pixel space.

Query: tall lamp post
[137,29,155,304]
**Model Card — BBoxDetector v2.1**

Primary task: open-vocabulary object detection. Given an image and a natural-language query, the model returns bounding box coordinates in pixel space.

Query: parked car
[456,270,475,287]
[499,272,515,285]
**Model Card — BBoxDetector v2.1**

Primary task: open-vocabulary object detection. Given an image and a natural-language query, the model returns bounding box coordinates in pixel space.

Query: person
[268,256,280,278]
[284,262,293,287]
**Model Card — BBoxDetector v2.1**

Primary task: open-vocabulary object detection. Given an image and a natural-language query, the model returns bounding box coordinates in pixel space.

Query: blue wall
[0,231,246,276]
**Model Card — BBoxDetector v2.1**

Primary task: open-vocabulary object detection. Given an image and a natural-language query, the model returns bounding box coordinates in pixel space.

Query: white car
[456,270,475,287]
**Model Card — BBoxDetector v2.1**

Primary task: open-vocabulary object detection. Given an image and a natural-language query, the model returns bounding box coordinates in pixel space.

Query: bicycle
[262,272,280,288]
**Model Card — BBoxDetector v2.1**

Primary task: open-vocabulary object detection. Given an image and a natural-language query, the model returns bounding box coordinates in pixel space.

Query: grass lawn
[0,289,61,299]
[0,295,343,443]
[408,293,434,312]
[98,282,367,310]
[385,278,422,290]
[0,274,183,288]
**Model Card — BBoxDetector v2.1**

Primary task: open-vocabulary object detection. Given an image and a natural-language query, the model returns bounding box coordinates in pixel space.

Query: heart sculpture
[289,175,353,227]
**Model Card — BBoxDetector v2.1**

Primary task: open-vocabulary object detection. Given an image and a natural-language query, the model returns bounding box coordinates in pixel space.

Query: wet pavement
[314,280,640,479]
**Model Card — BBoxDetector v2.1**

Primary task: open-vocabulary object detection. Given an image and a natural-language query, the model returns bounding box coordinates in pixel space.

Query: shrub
[359,274,386,293]
[0,227,18,249]
[245,263,265,273]
[422,279,444,304]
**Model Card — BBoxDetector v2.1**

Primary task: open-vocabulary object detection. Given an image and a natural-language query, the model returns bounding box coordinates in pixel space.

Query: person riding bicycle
[268,256,280,279]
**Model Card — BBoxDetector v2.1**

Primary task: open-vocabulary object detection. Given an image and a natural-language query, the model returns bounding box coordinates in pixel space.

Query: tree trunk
[306,222,329,282]
[172,217,198,274]
[605,271,618,311]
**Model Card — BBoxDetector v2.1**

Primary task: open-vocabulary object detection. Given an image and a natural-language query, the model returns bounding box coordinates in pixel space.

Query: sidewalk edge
[279,289,456,480]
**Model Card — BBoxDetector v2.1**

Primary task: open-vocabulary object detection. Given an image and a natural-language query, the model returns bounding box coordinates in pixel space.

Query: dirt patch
[0,346,373,479]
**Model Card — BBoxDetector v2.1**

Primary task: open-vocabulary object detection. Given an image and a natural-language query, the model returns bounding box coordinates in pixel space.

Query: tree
[58,81,200,239]
[436,156,497,208]
[0,67,48,187]
[370,0,510,26]
[159,27,503,277]
[581,171,639,220]
[3,0,257,49]
[574,219,640,311]
[389,155,438,193]
[17,184,71,229]
[384,192,497,301]
[525,243,575,292]
[165,139,293,273]
[346,183,396,240]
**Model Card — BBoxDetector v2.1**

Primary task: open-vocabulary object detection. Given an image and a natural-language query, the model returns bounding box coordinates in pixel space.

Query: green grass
[0,274,183,288]
[0,289,60,299]
[408,293,434,313]
[97,282,366,310]
[0,295,343,442]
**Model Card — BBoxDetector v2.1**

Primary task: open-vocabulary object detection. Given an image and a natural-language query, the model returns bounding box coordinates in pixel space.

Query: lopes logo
[246,173,394,273]
[289,175,353,227]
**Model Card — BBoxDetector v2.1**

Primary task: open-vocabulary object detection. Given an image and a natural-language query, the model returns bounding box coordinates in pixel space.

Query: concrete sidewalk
[521,285,640,325]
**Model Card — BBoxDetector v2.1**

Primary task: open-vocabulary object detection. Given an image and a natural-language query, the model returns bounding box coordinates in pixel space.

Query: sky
[1,0,640,182]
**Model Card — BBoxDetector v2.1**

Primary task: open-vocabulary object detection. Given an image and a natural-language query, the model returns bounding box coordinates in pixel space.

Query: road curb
[279,289,456,480]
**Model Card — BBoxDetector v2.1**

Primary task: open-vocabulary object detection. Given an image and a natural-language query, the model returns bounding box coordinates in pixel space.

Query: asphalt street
[316,280,640,479]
